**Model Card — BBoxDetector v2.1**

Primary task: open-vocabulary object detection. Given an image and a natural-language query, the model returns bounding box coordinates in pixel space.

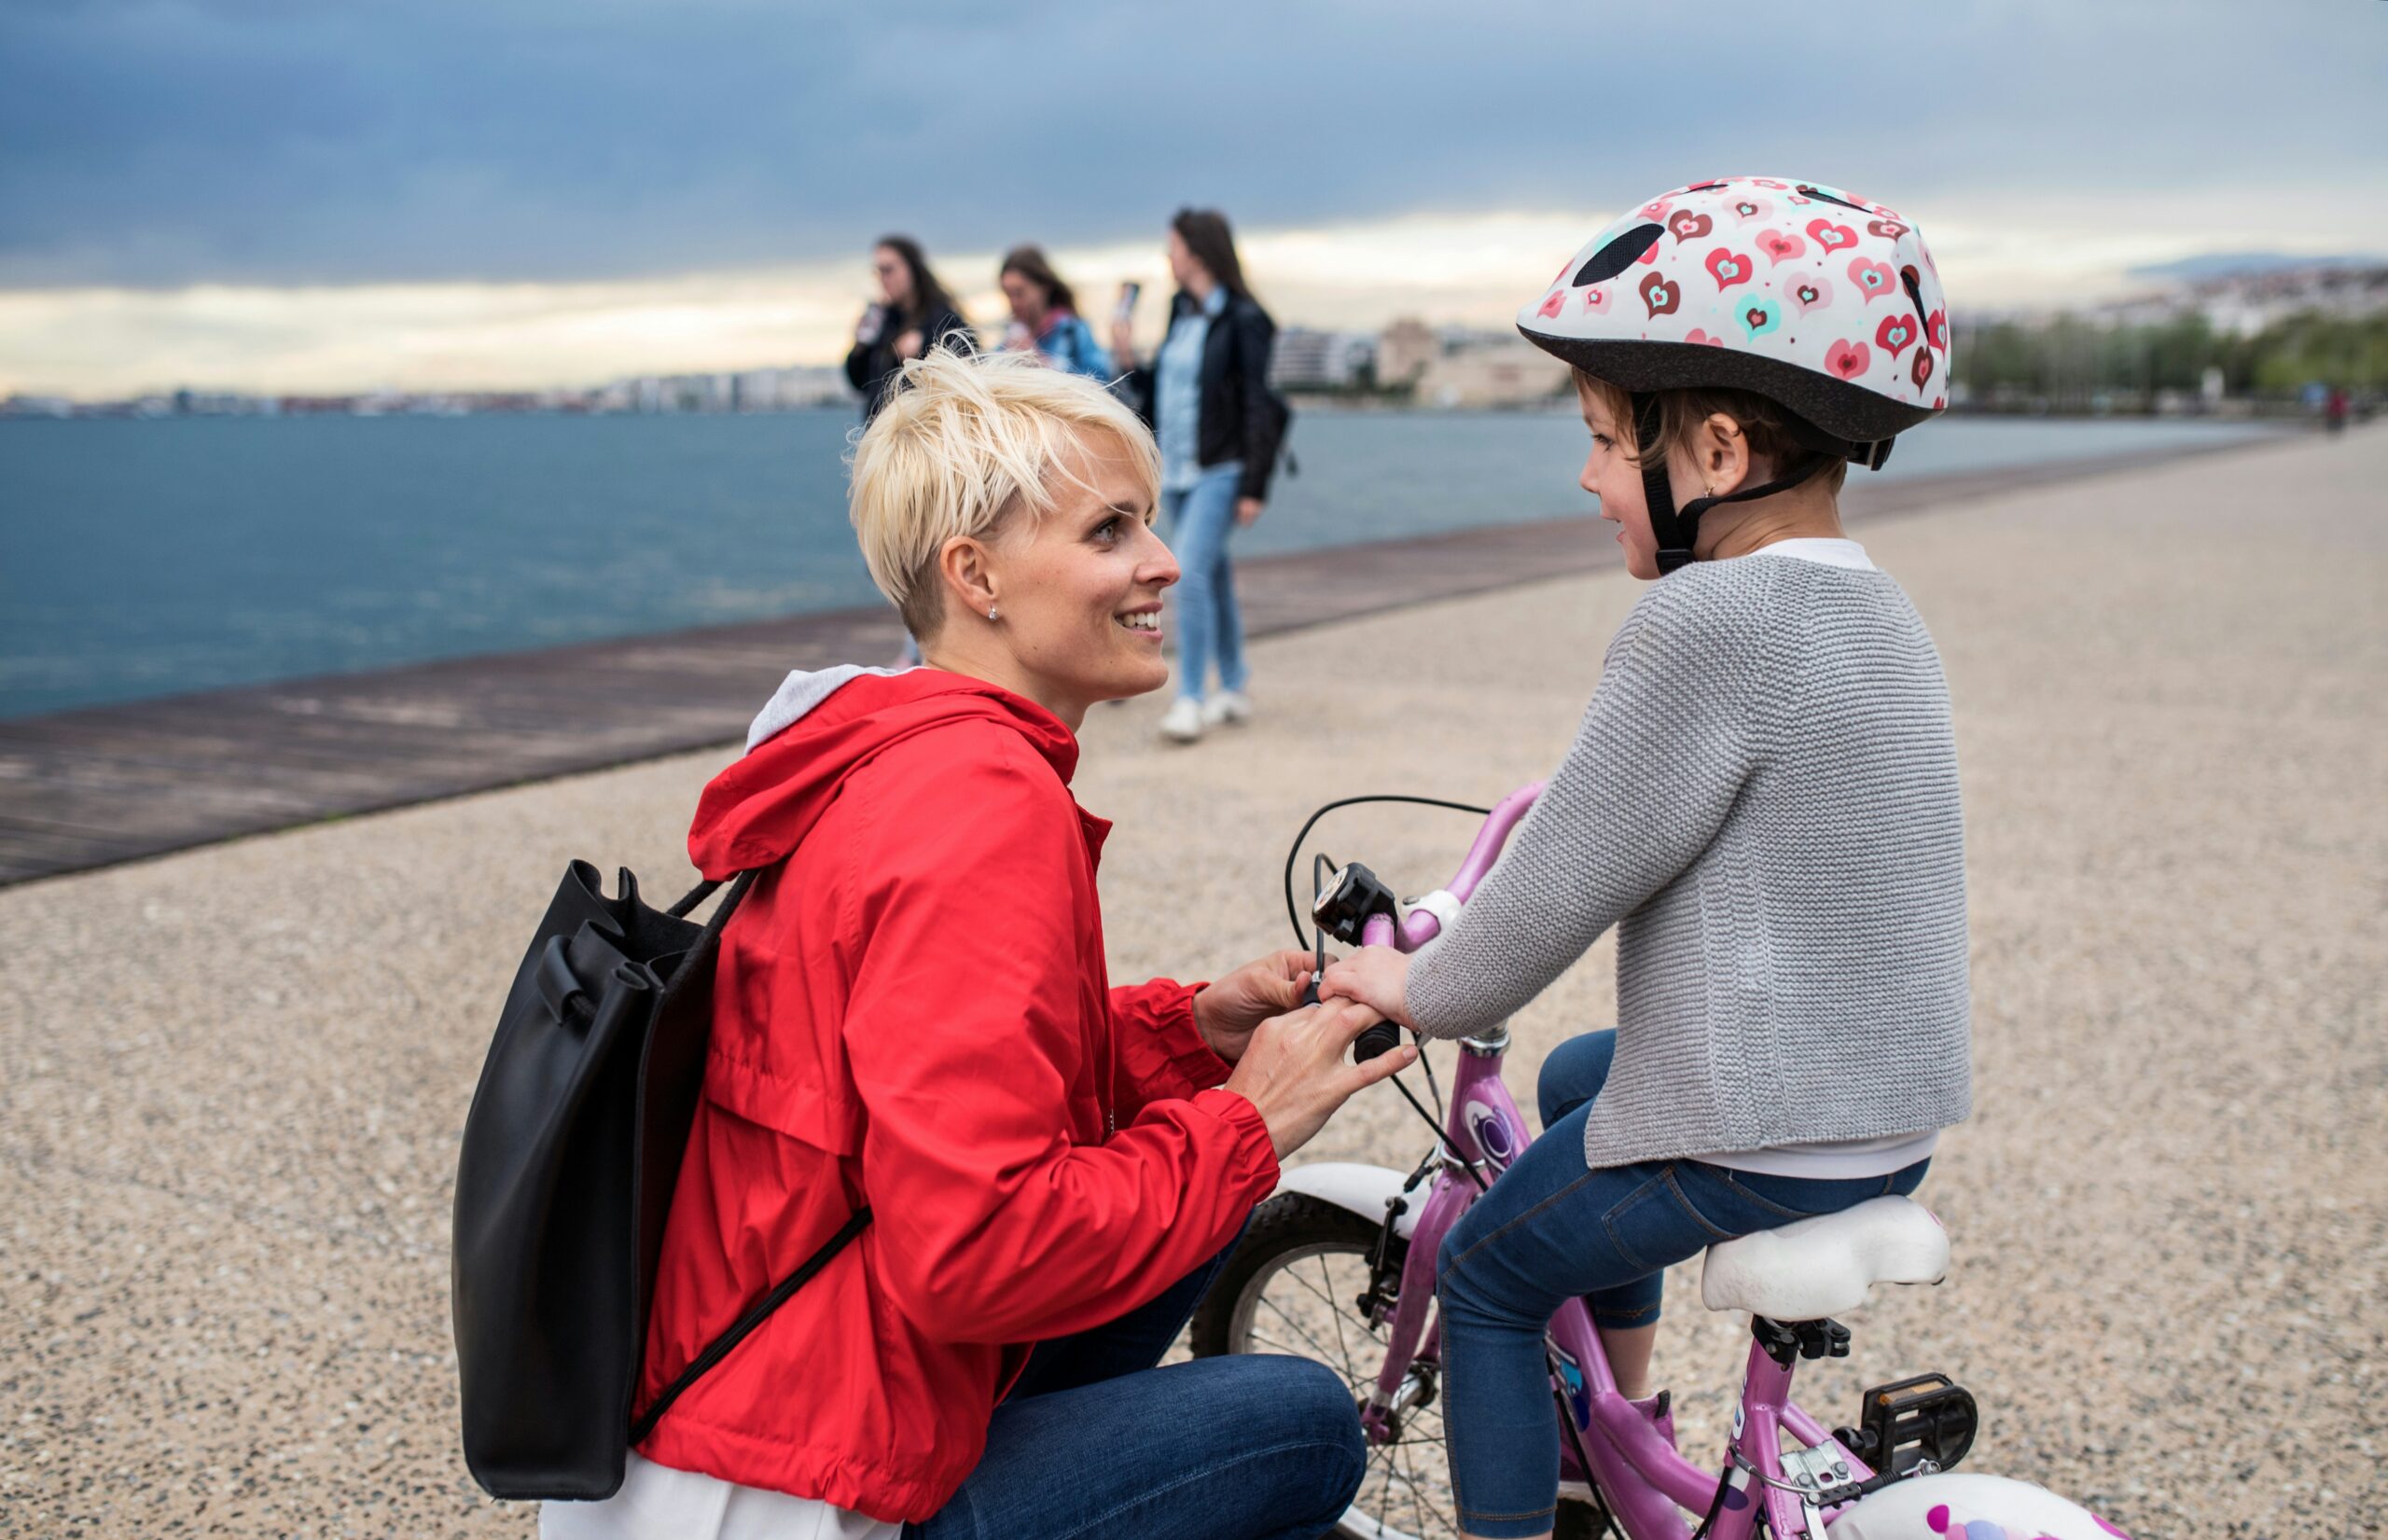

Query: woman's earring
[986,604,999,622]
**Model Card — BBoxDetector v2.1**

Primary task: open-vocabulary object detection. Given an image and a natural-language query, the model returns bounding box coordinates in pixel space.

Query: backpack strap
[630,1206,874,1445]
[629,865,874,1447]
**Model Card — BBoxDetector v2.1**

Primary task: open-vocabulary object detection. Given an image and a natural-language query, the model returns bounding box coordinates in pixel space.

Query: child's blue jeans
[1437,1030,1930,1537]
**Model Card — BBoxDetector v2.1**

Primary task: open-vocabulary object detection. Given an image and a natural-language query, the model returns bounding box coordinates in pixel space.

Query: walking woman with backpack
[1112,209,1286,744]
[845,236,978,421]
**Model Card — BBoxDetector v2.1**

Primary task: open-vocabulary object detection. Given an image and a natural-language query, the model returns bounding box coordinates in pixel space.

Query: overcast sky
[5,0,2383,395]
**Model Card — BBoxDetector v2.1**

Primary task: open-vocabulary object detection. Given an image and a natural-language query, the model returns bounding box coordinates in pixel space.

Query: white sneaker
[1201,690,1252,728]
[1159,697,1205,743]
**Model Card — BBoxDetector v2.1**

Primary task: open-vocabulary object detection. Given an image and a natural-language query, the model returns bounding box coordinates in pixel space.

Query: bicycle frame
[1352,784,1877,1540]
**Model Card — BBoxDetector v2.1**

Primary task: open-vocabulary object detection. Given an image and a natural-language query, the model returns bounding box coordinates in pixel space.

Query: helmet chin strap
[1631,392,1832,575]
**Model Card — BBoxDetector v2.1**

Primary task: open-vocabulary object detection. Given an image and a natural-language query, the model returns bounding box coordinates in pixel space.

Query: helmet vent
[1571,223,1664,287]
[1797,185,1871,213]
[1900,266,1928,330]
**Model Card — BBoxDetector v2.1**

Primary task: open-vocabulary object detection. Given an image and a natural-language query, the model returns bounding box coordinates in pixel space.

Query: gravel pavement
[3,428,2381,1538]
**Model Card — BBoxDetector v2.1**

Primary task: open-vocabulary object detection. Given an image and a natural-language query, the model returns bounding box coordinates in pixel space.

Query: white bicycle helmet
[1519,175,1950,571]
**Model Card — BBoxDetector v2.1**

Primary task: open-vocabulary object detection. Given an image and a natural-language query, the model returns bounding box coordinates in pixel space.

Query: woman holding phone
[997,245,1114,381]
[1112,209,1284,744]
[845,236,977,421]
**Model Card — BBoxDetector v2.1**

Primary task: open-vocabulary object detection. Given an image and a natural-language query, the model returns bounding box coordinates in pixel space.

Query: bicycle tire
[1190,1192,1388,1359]
[1196,1193,1617,1540]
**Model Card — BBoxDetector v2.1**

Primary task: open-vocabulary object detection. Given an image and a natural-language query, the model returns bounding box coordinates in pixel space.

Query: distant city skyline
[4,1,2382,397]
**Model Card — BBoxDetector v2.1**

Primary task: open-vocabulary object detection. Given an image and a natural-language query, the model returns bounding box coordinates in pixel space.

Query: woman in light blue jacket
[998,245,1114,382]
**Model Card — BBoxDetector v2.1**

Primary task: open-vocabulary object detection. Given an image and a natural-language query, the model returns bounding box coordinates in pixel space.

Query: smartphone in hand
[1115,281,1142,322]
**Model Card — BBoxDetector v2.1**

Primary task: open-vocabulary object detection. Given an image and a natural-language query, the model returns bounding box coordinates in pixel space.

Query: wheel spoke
[1285,1256,1345,1313]
[1391,1438,1456,1538]
[1227,1233,1467,1540]
[1319,1254,1357,1371]
[1255,1292,1337,1364]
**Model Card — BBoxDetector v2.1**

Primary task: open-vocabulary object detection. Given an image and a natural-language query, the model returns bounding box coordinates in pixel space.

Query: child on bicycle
[1323,176,1972,1540]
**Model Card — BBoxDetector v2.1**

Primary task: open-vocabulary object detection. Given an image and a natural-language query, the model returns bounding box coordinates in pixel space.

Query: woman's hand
[1235,496,1264,527]
[1224,998,1415,1160]
[1109,316,1136,369]
[893,327,925,361]
[1193,949,1316,1064]
[1318,946,1414,1028]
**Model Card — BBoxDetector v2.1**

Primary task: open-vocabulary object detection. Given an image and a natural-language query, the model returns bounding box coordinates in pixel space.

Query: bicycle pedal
[1831,1372,1978,1478]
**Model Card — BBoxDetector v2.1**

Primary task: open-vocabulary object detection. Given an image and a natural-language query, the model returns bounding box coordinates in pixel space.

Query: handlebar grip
[1353,1021,1402,1064]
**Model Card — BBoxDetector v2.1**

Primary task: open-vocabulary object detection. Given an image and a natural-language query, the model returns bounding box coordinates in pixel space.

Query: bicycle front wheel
[1188,1192,1460,1540]
[1191,1192,1617,1540]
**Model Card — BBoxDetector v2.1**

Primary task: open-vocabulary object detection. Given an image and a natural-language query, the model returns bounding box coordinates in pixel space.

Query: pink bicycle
[1188,785,2131,1540]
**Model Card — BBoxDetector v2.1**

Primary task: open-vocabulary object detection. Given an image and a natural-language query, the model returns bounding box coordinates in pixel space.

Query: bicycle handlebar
[1384,781,1543,952]
[1341,782,1542,1063]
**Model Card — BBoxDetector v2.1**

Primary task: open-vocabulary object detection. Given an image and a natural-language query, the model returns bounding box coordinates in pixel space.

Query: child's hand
[1318,946,1414,1029]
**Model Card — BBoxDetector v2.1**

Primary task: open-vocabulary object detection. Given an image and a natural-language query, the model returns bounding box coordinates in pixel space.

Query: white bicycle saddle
[1700,1196,1950,1321]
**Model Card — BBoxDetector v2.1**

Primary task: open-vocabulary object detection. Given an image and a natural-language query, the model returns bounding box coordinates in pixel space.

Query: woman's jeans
[904,1227,1365,1540]
[1160,461,1248,702]
[1437,1031,1931,1538]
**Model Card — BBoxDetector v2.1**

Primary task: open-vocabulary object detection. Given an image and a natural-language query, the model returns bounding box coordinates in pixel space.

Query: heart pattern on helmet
[1807,219,1857,253]
[1518,176,1951,433]
[1640,271,1681,317]
[1705,248,1753,291]
[1848,257,1897,301]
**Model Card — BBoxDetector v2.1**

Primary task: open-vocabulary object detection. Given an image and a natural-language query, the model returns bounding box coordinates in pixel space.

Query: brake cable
[1282,793,1493,953]
[1283,793,1497,1190]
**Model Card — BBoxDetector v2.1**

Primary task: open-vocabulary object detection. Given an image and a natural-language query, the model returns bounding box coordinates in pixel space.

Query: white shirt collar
[1736,537,1877,572]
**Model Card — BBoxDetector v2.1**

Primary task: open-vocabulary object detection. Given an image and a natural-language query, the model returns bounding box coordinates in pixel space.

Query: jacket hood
[688,666,1078,880]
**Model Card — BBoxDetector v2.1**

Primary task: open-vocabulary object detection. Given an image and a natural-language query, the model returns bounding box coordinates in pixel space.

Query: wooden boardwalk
[0,443,2253,884]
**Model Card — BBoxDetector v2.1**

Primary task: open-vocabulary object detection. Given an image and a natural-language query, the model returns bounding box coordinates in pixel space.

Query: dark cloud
[3,0,2381,289]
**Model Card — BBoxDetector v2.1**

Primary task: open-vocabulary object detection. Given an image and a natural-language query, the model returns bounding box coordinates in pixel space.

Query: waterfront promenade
[2,429,2381,1536]
[0,437,2266,886]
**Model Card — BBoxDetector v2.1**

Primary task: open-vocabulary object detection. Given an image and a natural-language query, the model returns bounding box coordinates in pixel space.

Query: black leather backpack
[450,861,868,1500]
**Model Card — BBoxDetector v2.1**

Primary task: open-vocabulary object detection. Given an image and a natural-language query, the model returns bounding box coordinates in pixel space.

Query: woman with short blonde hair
[546,350,1401,1540]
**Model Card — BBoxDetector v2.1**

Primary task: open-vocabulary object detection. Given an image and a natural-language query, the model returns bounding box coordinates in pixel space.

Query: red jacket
[635,670,1281,1521]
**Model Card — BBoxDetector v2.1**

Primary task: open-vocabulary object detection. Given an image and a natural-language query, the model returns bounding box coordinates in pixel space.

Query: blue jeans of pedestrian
[1161,461,1248,702]
[904,1228,1365,1540]
[1436,1030,1931,1538]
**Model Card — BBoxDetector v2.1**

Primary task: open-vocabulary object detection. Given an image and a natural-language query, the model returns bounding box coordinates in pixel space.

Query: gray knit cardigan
[1407,554,1973,1169]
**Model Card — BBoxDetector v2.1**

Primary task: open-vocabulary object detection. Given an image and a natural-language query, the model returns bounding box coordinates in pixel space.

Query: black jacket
[1123,291,1285,504]
[844,304,978,421]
